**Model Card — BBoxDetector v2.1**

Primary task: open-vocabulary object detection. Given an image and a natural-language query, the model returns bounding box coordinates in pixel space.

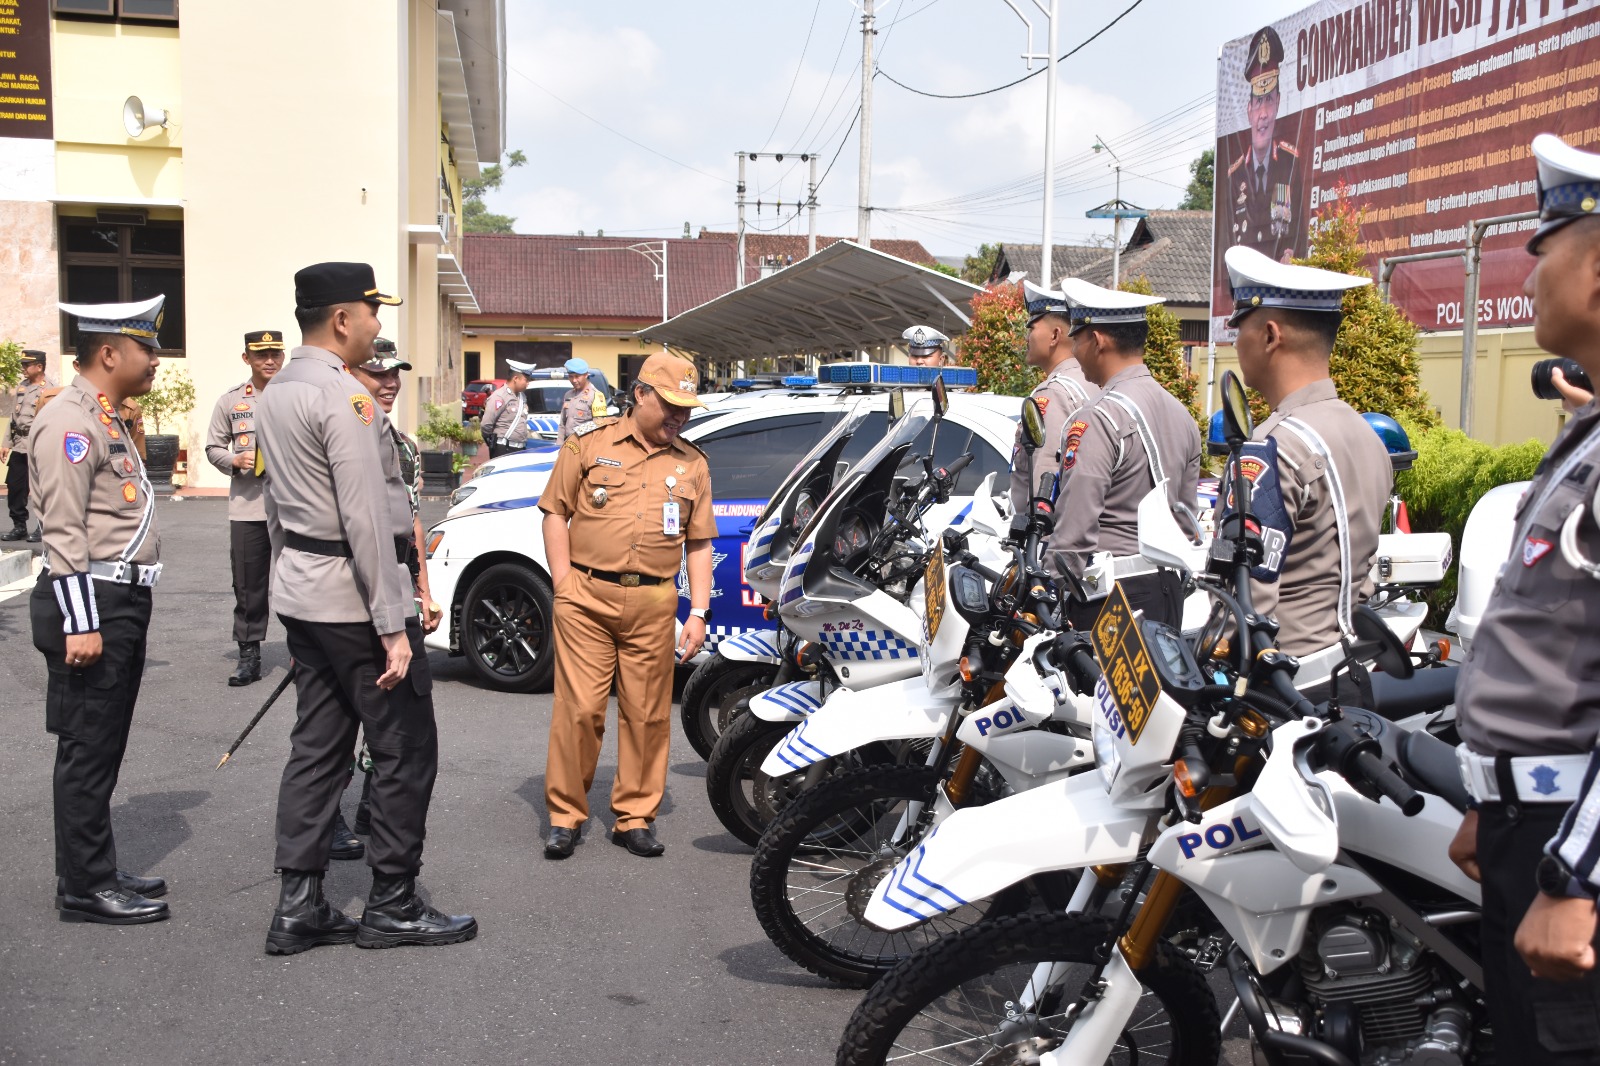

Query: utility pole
[808,152,819,257]
[1040,0,1059,288]
[1087,135,1146,289]
[857,0,875,248]
[1112,163,1122,285]
[736,151,748,287]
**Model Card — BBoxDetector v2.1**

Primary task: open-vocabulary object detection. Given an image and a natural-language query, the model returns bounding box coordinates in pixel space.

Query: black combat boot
[26,528,40,543]
[329,811,365,860]
[264,870,358,955]
[0,523,26,542]
[229,641,261,687]
[354,873,478,949]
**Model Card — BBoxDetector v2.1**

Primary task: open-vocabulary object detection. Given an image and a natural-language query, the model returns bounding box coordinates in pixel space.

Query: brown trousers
[545,570,678,831]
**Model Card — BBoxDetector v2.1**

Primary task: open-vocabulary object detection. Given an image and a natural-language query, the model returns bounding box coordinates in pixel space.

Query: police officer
[205,330,284,687]
[1448,134,1600,1064]
[540,352,716,860]
[256,262,474,954]
[1224,26,1303,262]
[483,360,534,456]
[557,357,608,444]
[1044,278,1200,630]
[903,325,952,368]
[30,296,168,924]
[1010,283,1099,513]
[3,349,49,542]
[1223,245,1391,694]
[38,371,146,460]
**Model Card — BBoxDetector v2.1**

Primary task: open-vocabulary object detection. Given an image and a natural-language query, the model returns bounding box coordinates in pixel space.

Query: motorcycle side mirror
[1350,603,1414,679]
[931,373,949,419]
[1020,397,1046,454]
[887,388,907,424]
[1220,369,1253,446]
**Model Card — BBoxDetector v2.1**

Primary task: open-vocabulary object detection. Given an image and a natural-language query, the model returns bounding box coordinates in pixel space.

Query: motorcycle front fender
[761,676,951,776]
[717,628,785,665]
[864,771,1151,931]
[748,680,823,723]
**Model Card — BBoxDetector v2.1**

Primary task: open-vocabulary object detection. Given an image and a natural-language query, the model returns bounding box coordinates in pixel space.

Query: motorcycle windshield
[744,401,871,586]
[777,402,934,613]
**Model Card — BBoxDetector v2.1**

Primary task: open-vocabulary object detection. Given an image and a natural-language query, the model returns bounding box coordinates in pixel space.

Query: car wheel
[460,562,555,692]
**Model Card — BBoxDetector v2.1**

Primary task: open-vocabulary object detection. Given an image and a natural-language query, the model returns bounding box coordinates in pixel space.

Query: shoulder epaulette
[1227,153,1246,176]
[1276,140,1298,158]
[675,437,709,461]
[573,417,616,438]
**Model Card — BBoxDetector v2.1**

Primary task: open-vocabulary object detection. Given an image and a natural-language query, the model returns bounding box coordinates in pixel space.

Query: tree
[462,149,527,234]
[961,243,1001,284]
[957,283,1036,397]
[1300,190,1440,430]
[0,340,22,390]
[1121,276,1202,432]
[1178,149,1214,211]
[928,261,959,278]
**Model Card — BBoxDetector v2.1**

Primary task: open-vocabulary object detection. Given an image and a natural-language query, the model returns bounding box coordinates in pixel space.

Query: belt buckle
[621,573,641,587]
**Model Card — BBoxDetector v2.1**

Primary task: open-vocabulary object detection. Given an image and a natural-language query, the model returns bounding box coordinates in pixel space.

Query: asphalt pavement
[0,498,1250,1065]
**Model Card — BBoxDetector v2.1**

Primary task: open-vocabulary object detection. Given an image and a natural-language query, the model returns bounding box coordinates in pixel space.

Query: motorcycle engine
[1289,907,1472,1066]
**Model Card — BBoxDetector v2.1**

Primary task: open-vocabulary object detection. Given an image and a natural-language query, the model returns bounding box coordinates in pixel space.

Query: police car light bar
[817,362,979,389]
[782,375,818,387]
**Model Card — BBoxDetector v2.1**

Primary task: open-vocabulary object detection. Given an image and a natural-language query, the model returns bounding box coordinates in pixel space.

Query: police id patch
[1217,438,1293,581]
[63,431,90,464]
[350,394,375,426]
[1524,537,1553,566]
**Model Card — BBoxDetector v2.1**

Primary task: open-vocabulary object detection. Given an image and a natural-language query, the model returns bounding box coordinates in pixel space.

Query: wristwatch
[689,607,712,623]
[1536,853,1592,898]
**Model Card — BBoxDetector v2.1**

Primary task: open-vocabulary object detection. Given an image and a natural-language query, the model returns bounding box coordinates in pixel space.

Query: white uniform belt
[1110,555,1162,580]
[1292,642,1345,689]
[89,560,162,587]
[1457,747,1590,804]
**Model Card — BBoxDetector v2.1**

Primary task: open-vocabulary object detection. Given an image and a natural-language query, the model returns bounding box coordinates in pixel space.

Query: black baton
[216,662,296,769]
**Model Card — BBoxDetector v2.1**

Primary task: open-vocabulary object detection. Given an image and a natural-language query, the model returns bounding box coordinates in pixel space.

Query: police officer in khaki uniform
[1448,134,1600,1065]
[483,360,534,456]
[38,375,145,460]
[30,296,168,925]
[557,357,608,444]
[256,262,475,955]
[540,352,716,860]
[1010,283,1099,513]
[1044,278,1201,630]
[205,330,284,687]
[3,349,49,542]
[1223,245,1391,690]
[903,324,953,368]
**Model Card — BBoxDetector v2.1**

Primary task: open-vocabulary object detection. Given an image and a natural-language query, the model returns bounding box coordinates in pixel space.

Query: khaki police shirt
[1459,402,1600,757]
[558,384,608,444]
[7,379,45,455]
[1251,380,1393,657]
[29,378,159,575]
[205,381,267,522]
[1008,360,1098,514]
[540,413,718,579]
[38,389,145,459]
[483,384,530,447]
[1046,364,1202,578]
[257,346,412,635]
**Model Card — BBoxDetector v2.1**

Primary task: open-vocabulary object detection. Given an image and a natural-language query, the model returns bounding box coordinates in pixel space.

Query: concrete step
[0,548,36,587]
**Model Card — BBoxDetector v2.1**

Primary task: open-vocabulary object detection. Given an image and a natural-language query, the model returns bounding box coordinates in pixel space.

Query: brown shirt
[540,413,717,578]
[1008,360,1098,513]
[558,383,607,443]
[205,380,267,522]
[1251,380,1394,656]
[38,387,145,458]
[29,378,160,576]
[7,378,45,454]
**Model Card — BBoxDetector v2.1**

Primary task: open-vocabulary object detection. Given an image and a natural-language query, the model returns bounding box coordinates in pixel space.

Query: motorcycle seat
[1369,664,1458,718]
[1397,726,1472,812]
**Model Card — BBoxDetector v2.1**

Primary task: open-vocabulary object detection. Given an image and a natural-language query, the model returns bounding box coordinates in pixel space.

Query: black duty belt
[286,531,410,565]
[572,563,670,587]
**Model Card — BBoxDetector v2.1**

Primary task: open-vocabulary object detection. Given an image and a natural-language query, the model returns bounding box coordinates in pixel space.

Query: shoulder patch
[562,437,581,455]
[1035,396,1049,416]
[350,394,375,426]
[63,431,90,464]
[1061,419,1089,471]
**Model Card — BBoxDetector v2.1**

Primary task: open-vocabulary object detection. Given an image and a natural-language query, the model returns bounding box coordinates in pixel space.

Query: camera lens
[1531,357,1593,401]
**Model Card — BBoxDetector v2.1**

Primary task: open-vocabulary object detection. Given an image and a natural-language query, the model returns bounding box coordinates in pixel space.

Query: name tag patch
[1524,537,1553,566]
[595,457,622,468]
[63,431,90,464]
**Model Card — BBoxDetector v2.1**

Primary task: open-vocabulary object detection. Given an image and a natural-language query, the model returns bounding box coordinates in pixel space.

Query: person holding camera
[1448,133,1600,1064]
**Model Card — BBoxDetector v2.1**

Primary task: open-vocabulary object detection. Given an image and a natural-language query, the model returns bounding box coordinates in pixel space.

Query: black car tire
[460,562,556,692]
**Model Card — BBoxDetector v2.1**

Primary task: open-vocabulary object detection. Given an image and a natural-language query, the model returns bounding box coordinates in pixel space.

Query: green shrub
[958,283,1037,397]
[0,340,22,390]
[1121,276,1201,434]
[417,402,480,447]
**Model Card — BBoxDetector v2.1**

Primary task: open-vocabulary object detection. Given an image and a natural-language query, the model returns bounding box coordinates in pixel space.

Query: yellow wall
[459,323,666,388]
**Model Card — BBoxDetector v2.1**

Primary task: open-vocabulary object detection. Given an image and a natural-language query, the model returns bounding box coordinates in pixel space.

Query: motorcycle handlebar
[1267,671,1317,720]
[1351,750,1425,817]
[934,453,974,482]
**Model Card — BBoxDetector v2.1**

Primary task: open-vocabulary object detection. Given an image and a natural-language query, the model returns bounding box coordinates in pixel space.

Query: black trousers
[6,453,29,526]
[1068,570,1185,632]
[29,576,151,895]
[274,615,437,876]
[1478,801,1600,1063]
[228,520,270,642]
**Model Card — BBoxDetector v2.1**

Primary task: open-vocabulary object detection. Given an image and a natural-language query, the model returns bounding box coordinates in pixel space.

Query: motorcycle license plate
[923,545,947,642]
[1090,583,1160,745]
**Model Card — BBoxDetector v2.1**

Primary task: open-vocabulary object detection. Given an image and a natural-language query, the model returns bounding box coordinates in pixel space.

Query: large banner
[1212,0,1600,337]
[0,0,51,140]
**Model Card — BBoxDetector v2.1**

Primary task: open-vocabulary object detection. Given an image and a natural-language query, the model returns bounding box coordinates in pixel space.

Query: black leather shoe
[60,888,169,925]
[56,871,167,908]
[611,826,665,857]
[544,826,578,859]
[26,528,40,543]
[0,525,25,542]
[329,811,365,860]
[355,874,477,949]
[229,641,261,687]
[265,871,358,955]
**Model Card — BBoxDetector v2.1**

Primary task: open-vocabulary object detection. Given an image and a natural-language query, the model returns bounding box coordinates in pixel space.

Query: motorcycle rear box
[1371,532,1452,585]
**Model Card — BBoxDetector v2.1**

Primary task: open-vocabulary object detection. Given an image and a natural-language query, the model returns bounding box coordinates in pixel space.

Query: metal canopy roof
[636,241,983,362]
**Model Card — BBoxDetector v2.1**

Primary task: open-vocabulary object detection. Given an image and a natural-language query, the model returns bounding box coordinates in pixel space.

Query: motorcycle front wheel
[836,912,1220,1066]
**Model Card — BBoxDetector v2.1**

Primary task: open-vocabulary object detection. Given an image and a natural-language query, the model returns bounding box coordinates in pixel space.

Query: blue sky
[491,0,1303,259]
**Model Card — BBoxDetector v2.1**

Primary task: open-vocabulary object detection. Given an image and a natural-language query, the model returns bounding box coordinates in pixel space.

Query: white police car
[423,365,1022,691]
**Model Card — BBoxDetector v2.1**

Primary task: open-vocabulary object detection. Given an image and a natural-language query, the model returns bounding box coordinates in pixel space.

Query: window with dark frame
[58,216,185,355]
[52,0,178,22]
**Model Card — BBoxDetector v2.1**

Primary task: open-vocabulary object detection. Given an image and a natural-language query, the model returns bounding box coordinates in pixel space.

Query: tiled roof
[697,230,936,274]
[461,234,738,319]
[990,211,1214,305]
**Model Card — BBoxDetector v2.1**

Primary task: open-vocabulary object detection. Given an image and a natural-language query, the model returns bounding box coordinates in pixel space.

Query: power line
[746,107,862,233]
[757,0,825,154]
[789,5,861,152]
[877,0,1147,100]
